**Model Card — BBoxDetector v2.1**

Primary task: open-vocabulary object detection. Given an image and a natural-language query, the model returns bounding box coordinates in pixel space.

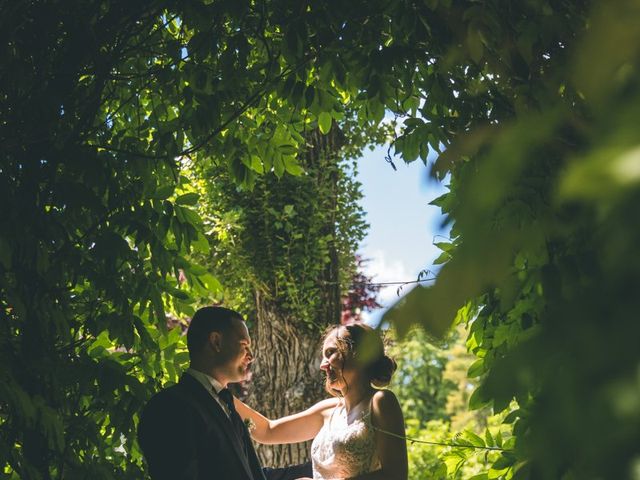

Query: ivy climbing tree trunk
[244,126,346,466]
[306,127,345,330]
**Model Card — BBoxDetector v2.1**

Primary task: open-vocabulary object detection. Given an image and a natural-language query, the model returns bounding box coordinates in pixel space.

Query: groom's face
[218,318,253,383]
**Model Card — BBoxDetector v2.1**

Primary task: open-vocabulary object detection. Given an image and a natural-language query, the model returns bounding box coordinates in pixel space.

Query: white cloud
[359,249,417,325]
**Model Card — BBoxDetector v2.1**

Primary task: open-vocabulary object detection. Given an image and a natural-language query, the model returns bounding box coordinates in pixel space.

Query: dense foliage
[3,0,639,478]
[392,325,510,479]
[383,1,640,478]
[195,130,372,326]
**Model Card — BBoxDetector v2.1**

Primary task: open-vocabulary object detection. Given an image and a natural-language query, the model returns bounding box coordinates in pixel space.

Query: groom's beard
[235,361,251,382]
[220,359,251,384]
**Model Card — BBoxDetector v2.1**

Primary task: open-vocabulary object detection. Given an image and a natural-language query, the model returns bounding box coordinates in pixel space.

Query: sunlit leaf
[318,111,332,134]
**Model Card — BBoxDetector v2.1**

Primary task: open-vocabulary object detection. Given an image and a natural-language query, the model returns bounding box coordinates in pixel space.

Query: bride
[234,323,408,480]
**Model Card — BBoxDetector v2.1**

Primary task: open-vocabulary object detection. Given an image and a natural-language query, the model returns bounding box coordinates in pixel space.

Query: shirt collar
[186,367,225,394]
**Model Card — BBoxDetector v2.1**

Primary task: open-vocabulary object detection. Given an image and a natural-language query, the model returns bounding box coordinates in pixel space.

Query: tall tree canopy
[2,0,639,478]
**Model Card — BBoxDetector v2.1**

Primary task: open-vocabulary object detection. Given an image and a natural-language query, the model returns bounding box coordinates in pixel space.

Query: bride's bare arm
[234,396,340,445]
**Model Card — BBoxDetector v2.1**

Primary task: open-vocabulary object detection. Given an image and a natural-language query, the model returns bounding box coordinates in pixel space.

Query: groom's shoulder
[138,380,197,447]
[139,380,197,435]
[144,378,191,411]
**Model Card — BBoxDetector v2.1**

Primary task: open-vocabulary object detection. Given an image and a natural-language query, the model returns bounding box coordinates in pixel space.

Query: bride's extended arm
[234,396,339,445]
[345,390,408,480]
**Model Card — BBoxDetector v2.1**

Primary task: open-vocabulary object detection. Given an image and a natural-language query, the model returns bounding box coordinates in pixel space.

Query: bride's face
[320,331,357,393]
[320,335,344,392]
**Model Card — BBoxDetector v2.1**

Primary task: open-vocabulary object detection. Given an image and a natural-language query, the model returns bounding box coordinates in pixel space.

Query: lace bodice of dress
[311,398,381,480]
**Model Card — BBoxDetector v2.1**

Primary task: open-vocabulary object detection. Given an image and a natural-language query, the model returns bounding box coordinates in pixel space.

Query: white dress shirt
[186,367,231,417]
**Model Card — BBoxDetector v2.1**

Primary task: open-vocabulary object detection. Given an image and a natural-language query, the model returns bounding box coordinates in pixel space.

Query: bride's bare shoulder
[318,396,341,409]
[371,389,401,413]
[312,396,341,418]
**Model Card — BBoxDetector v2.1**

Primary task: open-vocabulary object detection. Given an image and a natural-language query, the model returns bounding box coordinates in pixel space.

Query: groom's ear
[208,331,222,353]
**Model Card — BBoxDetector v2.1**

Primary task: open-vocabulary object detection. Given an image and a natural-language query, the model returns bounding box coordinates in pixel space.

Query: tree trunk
[246,291,325,466]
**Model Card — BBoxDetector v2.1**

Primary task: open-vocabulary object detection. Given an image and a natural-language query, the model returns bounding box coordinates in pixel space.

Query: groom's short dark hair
[187,306,244,355]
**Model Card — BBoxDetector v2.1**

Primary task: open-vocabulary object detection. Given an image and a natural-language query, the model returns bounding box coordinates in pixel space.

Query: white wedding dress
[310,398,381,479]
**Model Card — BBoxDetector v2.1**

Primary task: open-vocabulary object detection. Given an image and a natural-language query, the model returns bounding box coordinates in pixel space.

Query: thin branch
[353,278,436,287]
[322,277,437,287]
[374,427,513,452]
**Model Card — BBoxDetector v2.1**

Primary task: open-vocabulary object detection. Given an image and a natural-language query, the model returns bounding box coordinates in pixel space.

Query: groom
[138,306,311,480]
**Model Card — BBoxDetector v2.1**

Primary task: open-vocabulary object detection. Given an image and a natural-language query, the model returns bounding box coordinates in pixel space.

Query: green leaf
[279,144,298,155]
[199,273,222,294]
[432,251,450,265]
[181,208,203,227]
[175,192,200,206]
[419,141,430,162]
[402,134,420,162]
[460,430,486,447]
[492,453,516,470]
[283,156,304,175]
[369,99,385,124]
[150,288,166,328]
[273,156,285,178]
[434,241,454,252]
[485,428,495,447]
[318,112,332,134]
[152,184,175,200]
[488,468,507,480]
[133,316,155,350]
[468,384,491,410]
[467,358,485,377]
[168,287,190,301]
[429,192,450,208]
[304,85,316,107]
[249,155,265,173]
[443,450,467,475]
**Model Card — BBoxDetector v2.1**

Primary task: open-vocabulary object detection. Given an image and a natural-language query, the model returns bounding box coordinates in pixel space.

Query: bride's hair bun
[369,354,397,388]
